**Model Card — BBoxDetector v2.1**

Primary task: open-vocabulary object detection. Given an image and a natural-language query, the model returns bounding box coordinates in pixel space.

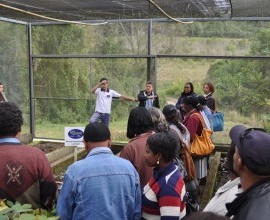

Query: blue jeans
[89,112,110,127]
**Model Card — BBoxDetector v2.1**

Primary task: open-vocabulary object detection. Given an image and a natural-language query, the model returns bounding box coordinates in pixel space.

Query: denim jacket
[57,147,141,220]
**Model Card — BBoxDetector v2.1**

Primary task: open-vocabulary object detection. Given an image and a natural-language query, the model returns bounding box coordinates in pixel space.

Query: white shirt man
[89,77,135,127]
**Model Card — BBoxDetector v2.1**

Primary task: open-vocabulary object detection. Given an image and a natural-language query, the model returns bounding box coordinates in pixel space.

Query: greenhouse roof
[0,0,270,24]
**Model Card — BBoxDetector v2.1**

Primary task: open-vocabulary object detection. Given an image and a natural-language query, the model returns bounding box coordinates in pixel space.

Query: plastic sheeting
[0,0,269,23]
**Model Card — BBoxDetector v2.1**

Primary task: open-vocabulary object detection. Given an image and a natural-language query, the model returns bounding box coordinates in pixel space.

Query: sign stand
[74,146,78,162]
[64,127,85,163]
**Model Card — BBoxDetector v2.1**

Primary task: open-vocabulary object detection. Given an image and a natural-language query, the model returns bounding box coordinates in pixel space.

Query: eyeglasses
[238,128,267,163]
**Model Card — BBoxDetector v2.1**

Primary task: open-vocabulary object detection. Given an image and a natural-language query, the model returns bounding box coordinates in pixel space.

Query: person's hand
[148,95,156,99]
[99,80,107,85]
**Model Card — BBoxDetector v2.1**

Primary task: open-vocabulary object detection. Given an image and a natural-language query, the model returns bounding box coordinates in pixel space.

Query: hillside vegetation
[1,20,269,143]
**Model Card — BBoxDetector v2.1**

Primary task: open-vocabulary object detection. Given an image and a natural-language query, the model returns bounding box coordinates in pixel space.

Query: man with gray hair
[226,125,270,220]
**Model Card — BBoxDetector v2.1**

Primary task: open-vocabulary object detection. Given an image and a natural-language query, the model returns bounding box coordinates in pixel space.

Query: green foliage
[31,23,148,124]
[186,21,268,38]
[0,200,58,220]
[261,114,270,131]
[206,27,270,123]
[0,22,29,109]
[162,81,183,98]
[32,25,90,124]
[250,29,270,55]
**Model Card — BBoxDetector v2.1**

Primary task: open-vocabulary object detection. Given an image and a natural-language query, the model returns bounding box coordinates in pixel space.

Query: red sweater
[183,110,203,143]
[0,143,57,209]
[120,132,154,188]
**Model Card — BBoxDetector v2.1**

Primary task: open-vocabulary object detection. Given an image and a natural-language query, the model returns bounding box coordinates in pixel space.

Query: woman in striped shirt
[142,131,186,220]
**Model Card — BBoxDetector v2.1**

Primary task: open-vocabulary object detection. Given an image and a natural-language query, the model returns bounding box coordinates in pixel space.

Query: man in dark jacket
[137,81,160,109]
[226,125,270,220]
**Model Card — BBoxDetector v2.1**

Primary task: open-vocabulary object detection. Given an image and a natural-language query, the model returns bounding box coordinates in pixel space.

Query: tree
[32,25,89,123]
[206,28,270,116]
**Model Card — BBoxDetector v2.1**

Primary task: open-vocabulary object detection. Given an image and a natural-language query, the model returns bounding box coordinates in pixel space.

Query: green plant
[0,200,59,220]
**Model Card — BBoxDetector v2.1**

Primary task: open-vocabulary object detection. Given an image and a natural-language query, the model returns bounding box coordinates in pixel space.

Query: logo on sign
[68,129,84,139]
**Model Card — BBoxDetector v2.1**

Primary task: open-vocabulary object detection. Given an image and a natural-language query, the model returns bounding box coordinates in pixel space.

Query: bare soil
[33,142,64,154]
[216,157,230,189]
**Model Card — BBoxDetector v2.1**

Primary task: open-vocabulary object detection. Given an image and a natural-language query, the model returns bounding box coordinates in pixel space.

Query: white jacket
[203,177,241,216]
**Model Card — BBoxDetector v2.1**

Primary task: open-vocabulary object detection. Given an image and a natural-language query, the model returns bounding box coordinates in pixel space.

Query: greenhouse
[1,0,270,143]
[1,0,270,218]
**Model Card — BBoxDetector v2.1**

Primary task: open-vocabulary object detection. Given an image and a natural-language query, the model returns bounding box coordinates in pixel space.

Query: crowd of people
[1,79,270,220]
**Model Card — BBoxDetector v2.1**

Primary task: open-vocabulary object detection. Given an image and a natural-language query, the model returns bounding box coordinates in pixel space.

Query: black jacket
[0,92,7,102]
[137,90,160,108]
[226,177,270,220]
[204,93,216,112]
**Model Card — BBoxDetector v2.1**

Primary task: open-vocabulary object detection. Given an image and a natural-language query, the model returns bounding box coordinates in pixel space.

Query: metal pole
[153,56,157,93]
[147,19,152,81]
[74,146,78,162]
[27,23,35,139]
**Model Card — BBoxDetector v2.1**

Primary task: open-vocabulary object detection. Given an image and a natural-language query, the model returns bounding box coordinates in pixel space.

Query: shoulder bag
[184,192,200,216]
[190,113,215,157]
[212,111,224,132]
[170,128,196,182]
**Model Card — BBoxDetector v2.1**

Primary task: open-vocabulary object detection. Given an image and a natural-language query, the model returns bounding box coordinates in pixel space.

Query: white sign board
[64,127,85,147]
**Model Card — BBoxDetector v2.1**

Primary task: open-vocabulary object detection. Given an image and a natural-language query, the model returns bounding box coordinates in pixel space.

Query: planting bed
[33,142,64,153]
[33,142,230,204]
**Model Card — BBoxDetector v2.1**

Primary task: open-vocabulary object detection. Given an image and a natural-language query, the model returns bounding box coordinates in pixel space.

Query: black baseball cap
[229,125,270,176]
[84,122,111,142]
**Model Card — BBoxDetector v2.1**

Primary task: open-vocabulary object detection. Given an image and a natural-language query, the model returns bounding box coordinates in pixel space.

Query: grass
[30,108,264,145]
[157,59,212,90]
[34,120,129,142]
